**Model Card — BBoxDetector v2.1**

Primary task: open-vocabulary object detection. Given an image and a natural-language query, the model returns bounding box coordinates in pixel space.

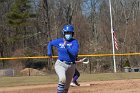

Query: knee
[59,77,66,83]
[76,72,80,77]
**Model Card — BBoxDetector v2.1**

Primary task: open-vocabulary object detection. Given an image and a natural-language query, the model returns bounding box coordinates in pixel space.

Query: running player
[47,24,79,93]
[70,58,84,87]
[70,68,80,86]
[70,57,89,87]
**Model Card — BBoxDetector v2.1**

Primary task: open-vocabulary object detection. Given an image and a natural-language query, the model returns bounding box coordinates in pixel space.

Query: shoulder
[70,39,79,45]
[71,38,78,43]
[50,38,63,42]
[57,38,63,41]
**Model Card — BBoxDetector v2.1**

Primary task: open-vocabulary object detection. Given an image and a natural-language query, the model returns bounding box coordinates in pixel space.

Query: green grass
[0,74,57,87]
[79,72,140,82]
[0,72,140,87]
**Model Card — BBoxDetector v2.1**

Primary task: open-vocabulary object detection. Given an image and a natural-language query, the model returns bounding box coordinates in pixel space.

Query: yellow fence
[0,52,140,60]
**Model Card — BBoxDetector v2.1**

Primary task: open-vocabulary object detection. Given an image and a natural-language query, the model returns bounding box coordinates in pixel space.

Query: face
[64,32,73,40]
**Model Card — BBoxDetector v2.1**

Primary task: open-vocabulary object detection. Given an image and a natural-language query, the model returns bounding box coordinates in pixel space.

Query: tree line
[0,0,140,73]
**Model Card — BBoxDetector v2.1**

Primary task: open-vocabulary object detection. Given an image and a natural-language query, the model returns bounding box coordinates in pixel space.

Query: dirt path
[0,79,140,93]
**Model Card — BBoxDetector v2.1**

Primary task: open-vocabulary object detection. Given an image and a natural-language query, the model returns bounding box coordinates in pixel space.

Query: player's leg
[55,60,68,93]
[64,64,76,93]
[72,68,80,86]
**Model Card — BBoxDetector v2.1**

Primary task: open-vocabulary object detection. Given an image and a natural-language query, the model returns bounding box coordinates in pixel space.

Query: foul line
[0,53,140,60]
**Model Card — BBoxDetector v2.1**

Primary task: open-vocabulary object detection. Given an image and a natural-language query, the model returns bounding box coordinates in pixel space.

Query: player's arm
[75,60,83,63]
[75,58,89,64]
[65,40,79,57]
[47,39,59,57]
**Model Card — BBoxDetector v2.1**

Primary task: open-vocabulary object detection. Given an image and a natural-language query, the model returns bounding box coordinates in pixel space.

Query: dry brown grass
[0,79,140,93]
[0,72,140,87]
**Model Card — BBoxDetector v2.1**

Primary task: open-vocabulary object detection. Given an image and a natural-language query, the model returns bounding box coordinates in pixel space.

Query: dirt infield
[0,79,140,93]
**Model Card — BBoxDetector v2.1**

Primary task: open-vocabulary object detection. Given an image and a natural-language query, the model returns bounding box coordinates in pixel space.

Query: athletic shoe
[70,82,77,87]
[75,81,80,86]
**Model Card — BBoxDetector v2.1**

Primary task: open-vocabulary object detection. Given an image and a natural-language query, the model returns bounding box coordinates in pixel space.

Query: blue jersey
[47,38,79,62]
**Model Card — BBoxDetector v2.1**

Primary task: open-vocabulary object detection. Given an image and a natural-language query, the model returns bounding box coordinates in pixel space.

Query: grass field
[0,72,140,87]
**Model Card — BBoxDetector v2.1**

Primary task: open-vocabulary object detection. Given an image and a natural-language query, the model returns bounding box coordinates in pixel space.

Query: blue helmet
[62,24,74,34]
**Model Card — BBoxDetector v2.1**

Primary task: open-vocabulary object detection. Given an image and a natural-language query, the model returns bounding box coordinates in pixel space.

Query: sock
[57,83,65,93]
[73,75,79,83]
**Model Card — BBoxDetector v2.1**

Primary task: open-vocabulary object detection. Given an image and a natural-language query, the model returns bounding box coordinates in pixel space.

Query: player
[70,68,80,86]
[70,58,88,87]
[47,24,79,93]
[70,58,86,87]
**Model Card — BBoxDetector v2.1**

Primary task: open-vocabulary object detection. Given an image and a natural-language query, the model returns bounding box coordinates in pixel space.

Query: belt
[59,60,75,65]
